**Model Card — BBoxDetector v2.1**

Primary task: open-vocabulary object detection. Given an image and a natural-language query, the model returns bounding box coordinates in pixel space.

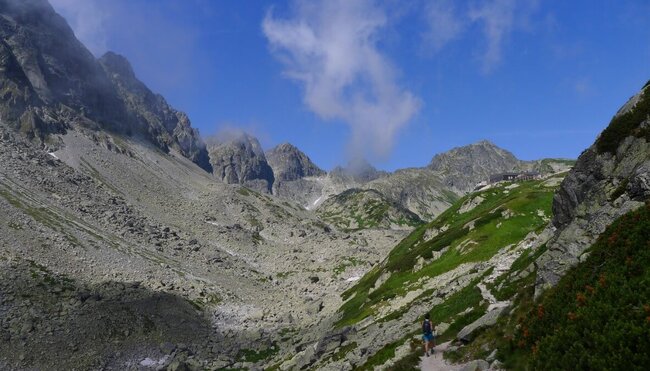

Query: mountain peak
[98,52,136,80]
[266,142,324,182]
[472,139,498,147]
[207,133,274,192]
[274,142,298,151]
[428,140,520,192]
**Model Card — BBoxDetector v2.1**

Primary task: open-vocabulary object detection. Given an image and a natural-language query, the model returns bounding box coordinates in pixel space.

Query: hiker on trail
[422,313,435,357]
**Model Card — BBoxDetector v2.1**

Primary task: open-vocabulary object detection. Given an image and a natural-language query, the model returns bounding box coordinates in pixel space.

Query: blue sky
[50,0,650,171]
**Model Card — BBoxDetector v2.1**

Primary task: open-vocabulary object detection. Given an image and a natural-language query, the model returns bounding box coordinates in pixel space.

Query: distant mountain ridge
[212,133,574,222]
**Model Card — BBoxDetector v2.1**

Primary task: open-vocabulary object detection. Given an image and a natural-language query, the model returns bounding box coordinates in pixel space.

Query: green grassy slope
[335,176,562,328]
[317,188,423,231]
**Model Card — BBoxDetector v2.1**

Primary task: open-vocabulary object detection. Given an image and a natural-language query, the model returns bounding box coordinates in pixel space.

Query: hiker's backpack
[423,320,432,334]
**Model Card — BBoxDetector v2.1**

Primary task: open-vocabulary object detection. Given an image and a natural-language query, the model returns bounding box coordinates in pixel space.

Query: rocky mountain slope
[291,173,564,370]
[99,51,212,171]
[0,114,412,369]
[7,1,640,371]
[316,188,423,231]
[0,0,210,170]
[0,2,411,369]
[362,167,460,221]
[536,82,650,294]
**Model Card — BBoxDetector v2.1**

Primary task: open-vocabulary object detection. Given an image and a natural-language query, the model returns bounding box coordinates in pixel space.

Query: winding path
[419,342,462,371]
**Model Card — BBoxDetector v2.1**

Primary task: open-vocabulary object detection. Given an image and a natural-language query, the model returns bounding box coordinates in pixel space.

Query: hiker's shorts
[422,333,434,342]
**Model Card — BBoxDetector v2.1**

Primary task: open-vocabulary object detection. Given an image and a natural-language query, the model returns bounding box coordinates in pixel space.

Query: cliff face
[0,0,210,170]
[536,83,650,294]
[207,134,275,193]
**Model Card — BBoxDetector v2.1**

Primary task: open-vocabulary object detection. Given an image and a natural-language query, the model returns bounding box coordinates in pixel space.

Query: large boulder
[457,306,509,343]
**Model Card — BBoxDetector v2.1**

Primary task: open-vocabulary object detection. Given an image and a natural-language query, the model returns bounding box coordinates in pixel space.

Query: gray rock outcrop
[207,133,275,193]
[266,143,325,182]
[459,359,490,371]
[535,83,650,295]
[457,305,509,342]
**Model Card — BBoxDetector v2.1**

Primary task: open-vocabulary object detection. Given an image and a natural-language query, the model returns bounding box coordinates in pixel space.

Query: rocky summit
[428,140,521,192]
[207,133,275,193]
[266,142,325,182]
[0,1,648,370]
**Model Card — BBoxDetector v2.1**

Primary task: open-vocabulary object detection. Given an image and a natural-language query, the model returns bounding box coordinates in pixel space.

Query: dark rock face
[428,140,521,193]
[0,0,211,171]
[536,84,650,295]
[207,134,275,193]
[266,143,324,182]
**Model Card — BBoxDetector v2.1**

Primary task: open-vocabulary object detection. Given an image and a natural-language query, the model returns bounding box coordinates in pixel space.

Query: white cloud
[262,0,420,160]
[468,0,517,73]
[468,0,539,73]
[421,0,539,72]
[423,0,465,52]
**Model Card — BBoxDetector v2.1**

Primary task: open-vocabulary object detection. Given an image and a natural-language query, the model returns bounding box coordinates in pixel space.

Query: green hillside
[317,188,423,231]
[335,175,562,329]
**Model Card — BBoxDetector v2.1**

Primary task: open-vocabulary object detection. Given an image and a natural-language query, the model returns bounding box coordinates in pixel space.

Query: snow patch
[346,276,360,282]
[48,152,59,160]
[306,195,324,211]
[139,355,169,367]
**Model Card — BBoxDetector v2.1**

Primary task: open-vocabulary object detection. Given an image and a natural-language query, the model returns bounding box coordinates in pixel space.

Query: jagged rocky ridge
[0,0,211,171]
[230,136,572,224]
